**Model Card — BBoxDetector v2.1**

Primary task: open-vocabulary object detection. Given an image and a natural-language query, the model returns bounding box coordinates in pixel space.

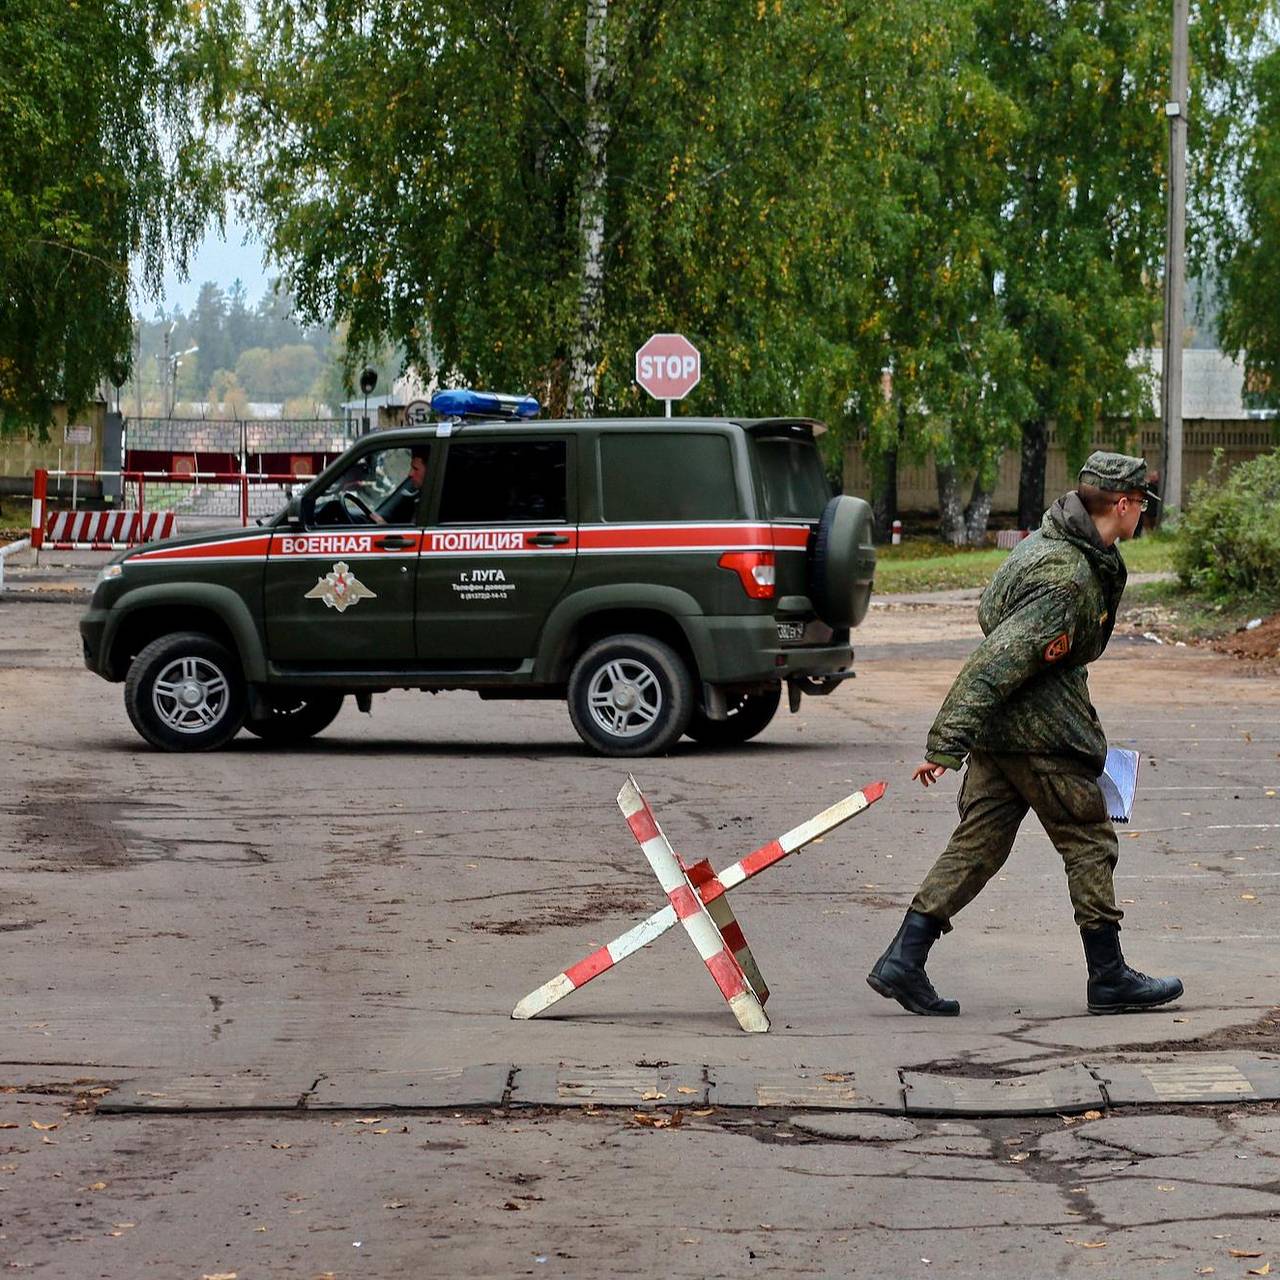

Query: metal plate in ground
[97,1074,312,1113]
[902,1065,1105,1117]
[1093,1057,1280,1105]
[306,1064,512,1110]
[510,1064,706,1107]
[708,1067,904,1112]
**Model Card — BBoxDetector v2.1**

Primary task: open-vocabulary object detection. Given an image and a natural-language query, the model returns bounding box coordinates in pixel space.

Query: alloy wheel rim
[151,656,231,734]
[586,658,662,738]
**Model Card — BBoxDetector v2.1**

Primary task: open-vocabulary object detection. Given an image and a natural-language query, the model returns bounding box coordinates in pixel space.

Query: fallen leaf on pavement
[1247,1266,1271,1277]
[690,1108,715,1117]
[270,1143,291,1150]
[676,1087,698,1095]
[502,1201,527,1211]
[640,1090,666,1101]
[822,1073,848,1082]
[1230,1251,1264,1259]
[371,1128,390,1135]
[0,1123,16,1130]
[383,1201,407,1209]
[202,1273,238,1279]
[1195,1268,1215,1275]
[30,1122,57,1131]
[1008,1152,1031,1163]
[354,1117,384,1125]
[85,1182,107,1191]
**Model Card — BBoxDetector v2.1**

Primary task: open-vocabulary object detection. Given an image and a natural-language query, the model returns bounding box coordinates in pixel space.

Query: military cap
[1078,451,1160,502]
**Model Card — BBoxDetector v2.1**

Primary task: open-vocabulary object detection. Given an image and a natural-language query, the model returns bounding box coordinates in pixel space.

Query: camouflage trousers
[911,750,1122,931]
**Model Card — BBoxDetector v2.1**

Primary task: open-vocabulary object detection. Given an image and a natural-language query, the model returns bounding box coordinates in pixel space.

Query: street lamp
[359,367,378,435]
[170,346,199,417]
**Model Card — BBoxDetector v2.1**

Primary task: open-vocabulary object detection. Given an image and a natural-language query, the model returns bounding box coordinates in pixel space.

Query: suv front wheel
[567,634,693,757]
[124,632,247,751]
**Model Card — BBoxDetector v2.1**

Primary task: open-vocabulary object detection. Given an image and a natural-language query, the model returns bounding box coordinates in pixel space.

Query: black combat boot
[1081,923,1183,1014]
[866,910,960,1016]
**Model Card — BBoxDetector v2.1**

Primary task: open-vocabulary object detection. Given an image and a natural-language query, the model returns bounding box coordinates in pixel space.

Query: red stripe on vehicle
[132,535,272,561]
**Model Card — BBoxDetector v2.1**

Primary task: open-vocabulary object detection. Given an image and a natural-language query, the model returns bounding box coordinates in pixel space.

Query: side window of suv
[438,440,568,524]
[600,433,742,521]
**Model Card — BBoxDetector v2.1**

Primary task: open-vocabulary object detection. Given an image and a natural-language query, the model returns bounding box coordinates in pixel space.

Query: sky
[151,210,273,315]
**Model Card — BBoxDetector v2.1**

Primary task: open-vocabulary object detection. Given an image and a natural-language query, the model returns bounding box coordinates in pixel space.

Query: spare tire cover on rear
[808,496,876,629]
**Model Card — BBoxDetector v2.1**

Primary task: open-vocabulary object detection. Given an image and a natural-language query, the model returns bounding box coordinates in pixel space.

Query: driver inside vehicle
[312,446,428,527]
[373,450,428,525]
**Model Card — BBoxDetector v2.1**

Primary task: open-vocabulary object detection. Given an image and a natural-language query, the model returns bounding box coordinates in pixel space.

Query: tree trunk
[936,460,966,546]
[963,474,995,546]
[565,0,610,417]
[871,444,898,542]
[1017,418,1048,529]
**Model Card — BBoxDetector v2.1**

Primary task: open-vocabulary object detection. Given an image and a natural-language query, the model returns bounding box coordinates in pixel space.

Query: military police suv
[81,391,875,756]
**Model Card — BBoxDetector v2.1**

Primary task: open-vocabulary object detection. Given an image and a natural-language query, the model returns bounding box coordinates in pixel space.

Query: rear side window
[438,440,568,523]
[600,433,742,522]
[752,436,831,518]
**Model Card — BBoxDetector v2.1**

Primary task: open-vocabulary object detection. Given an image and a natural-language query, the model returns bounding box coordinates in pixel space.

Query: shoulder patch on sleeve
[1044,632,1072,663]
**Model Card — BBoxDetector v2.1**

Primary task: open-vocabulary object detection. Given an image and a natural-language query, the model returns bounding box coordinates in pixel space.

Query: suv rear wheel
[124,632,247,751]
[567,634,693,757]
[244,692,344,744]
[686,686,781,747]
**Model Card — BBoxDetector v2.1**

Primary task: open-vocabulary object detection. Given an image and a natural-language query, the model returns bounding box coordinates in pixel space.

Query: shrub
[1174,448,1280,600]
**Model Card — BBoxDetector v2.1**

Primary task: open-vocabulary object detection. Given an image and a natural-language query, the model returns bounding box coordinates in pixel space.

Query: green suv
[81,401,875,755]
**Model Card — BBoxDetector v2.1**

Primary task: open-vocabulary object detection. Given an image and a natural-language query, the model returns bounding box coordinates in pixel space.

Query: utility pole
[1161,0,1188,515]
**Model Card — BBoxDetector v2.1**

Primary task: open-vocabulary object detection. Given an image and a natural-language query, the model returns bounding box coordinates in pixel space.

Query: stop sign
[635,333,701,401]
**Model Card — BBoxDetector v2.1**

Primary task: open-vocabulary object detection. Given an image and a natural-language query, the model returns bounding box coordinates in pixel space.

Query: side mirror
[287,493,315,527]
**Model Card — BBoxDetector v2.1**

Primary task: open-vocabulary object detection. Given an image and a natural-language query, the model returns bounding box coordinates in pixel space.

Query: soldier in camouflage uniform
[868,452,1184,1016]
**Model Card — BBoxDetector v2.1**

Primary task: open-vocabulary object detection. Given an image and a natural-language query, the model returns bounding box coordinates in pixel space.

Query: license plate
[776,622,806,642]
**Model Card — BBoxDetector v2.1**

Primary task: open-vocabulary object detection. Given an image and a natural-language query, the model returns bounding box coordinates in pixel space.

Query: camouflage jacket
[925,493,1127,773]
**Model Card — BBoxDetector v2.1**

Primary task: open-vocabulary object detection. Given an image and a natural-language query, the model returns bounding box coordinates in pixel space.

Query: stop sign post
[635,333,701,416]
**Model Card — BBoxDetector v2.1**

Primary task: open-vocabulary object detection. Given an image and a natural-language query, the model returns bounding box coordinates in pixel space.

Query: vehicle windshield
[752,435,831,519]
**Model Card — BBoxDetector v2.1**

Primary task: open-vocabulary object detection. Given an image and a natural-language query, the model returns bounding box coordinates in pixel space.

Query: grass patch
[1119,579,1280,643]
[0,496,30,540]
[875,533,1176,594]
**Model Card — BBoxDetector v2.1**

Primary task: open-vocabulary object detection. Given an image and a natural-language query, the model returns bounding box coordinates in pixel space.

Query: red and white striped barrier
[512,775,886,1032]
[43,510,176,550]
[995,529,1031,549]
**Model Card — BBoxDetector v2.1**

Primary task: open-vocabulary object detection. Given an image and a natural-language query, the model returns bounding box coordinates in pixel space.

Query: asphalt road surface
[1,588,1278,1278]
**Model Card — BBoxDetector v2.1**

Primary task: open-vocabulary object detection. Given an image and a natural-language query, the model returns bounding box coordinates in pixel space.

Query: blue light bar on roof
[430,389,540,419]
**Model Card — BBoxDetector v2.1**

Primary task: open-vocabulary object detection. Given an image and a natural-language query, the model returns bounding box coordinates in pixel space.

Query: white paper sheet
[1098,746,1140,823]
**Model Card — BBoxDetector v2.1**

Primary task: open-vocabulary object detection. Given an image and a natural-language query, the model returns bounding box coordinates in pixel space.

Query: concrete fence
[842,419,1279,515]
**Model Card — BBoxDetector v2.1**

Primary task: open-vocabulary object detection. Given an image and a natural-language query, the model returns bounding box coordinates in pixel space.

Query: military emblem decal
[1043,632,1071,663]
[304,561,377,613]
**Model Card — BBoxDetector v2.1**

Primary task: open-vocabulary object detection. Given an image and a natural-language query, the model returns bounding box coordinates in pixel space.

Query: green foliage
[877,531,1174,593]
[0,0,242,433]
[1218,47,1280,406]
[236,0,968,422]
[1174,449,1280,600]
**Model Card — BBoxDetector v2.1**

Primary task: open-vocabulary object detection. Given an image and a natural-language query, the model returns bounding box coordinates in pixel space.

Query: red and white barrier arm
[31,468,48,550]
[511,779,886,1021]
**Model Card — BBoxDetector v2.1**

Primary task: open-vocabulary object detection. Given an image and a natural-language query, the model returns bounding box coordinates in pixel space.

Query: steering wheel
[341,491,377,523]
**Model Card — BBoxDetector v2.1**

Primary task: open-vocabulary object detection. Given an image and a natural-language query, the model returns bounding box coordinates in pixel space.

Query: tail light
[718,550,776,600]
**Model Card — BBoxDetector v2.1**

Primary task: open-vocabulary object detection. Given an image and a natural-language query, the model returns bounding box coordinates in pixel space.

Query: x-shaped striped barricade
[512,775,886,1033]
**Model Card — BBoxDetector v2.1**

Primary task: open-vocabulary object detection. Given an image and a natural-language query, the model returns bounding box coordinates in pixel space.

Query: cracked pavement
[2,589,1279,1276]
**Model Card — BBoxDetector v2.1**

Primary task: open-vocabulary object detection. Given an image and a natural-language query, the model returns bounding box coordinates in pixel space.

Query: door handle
[374,535,415,549]
[525,532,570,547]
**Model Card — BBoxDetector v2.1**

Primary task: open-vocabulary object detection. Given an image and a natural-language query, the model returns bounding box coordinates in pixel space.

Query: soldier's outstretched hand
[912,762,950,788]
